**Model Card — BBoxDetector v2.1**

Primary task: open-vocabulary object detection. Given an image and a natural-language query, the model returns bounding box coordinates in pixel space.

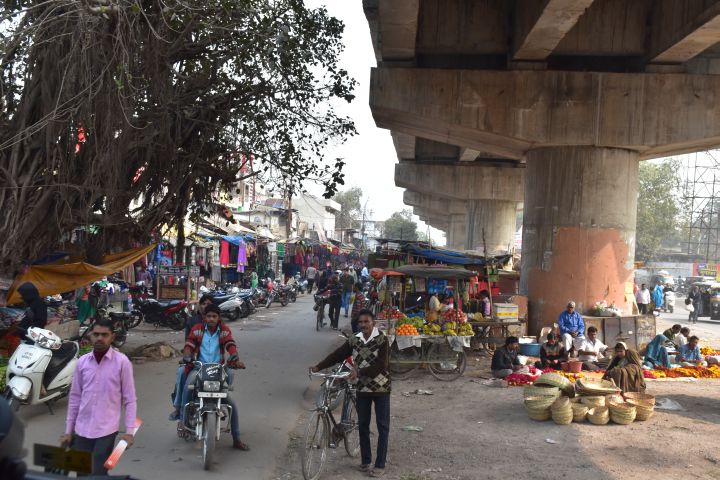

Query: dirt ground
[274,350,720,480]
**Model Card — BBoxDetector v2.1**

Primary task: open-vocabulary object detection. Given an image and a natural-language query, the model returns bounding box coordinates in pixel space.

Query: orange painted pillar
[520,147,639,334]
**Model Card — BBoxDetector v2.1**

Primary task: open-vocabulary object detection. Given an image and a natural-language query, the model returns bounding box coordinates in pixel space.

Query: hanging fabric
[220,240,230,267]
[237,240,247,273]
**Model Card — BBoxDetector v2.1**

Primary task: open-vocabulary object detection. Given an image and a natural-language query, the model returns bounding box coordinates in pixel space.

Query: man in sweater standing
[311,309,390,477]
[62,319,137,476]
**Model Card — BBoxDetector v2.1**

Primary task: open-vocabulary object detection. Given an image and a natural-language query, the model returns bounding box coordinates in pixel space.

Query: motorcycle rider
[17,282,48,331]
[173,304,249,451]
[318,275,342,330]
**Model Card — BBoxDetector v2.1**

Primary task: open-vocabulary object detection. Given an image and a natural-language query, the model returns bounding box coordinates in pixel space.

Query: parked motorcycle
[293,274,308,295]
[133,297,188,330]
[265,286,289,308]
[283,284,298,303]
[177,361,241,470]
[4,327,79,412]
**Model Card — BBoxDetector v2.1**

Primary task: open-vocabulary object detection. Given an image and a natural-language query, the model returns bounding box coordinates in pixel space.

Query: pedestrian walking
[310,309,390,477]
[340,268,355,317]
[306,265,318,293]
[62,319,137,476]
[635,284,651,314]
[318,275,342,329]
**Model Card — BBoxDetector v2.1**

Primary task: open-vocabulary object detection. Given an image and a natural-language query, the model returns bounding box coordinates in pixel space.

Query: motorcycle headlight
[203,381,221,392]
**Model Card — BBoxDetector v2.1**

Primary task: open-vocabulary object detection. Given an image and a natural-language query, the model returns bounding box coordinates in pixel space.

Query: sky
[303,0,446,244]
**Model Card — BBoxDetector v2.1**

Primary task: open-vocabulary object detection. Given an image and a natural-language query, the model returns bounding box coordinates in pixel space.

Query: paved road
[17,295,345,479]
[654,295,720,344]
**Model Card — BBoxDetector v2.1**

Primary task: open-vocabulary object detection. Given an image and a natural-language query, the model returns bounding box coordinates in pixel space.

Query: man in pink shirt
[62,319,137,475]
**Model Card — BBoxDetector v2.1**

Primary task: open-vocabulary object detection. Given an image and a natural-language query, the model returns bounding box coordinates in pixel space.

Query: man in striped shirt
[351,283,368,334]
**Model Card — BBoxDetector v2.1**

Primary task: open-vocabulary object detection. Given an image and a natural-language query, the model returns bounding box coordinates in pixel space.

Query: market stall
[156,266,201,303]
[377,265,477,381]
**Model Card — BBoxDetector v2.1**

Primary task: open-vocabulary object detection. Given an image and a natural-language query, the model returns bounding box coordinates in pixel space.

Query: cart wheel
[389,343,420,380]
[427,343,466,381]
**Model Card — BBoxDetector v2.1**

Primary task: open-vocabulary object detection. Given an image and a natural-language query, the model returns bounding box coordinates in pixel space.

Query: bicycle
[302,370,360,480]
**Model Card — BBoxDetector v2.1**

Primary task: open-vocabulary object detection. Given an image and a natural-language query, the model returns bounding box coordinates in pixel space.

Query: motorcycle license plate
[197,392,227,398]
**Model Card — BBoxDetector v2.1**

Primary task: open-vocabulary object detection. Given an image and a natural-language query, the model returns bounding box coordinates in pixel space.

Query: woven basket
[569,396,582,404]
[552,408,573,425]
[528,408,551,421]
[608,401,637,425]
[571,404,589,422]
[627,399,654,421]
[575,378,621,396]
[551,397,571,411]
[580,396,606,408]
[605,393,624,404]
[525,395,558,410]
[587,407,610,425]
[523,385,561,399]
[534,372,571,390]
[623,392,655,405]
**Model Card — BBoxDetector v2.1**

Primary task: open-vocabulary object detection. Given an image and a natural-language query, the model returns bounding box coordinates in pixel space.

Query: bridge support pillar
[520,147,639,333]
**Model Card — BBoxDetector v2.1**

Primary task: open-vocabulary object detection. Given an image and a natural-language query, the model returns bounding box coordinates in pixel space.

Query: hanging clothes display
[237,241,247,273]
[220,240,231,267]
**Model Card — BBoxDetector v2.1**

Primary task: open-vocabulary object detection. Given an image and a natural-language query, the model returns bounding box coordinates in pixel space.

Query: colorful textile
[220,240,230,267]
[237,241,247,273]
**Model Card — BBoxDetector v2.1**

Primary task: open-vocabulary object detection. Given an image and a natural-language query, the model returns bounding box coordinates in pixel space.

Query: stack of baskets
[551,397,573,425]
[587,406,610,425]
[575,378,621,397]
[523,385,561,399]
[608,401,637,425]
[624,392,656,421]
[571,403,589,422]
[580,396,605,408]
[525,395,557,421]
[533,372,575,397]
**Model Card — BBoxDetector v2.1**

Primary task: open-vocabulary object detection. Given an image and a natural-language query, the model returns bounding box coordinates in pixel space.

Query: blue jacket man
[558,301,585,352]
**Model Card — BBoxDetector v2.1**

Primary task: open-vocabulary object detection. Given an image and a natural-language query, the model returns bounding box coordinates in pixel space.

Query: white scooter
[4,327,79,412]
[664,290,676,313]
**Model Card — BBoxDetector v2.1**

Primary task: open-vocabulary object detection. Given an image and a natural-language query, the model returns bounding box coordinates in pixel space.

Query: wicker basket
[575,378,621,396]
[608,401,637,425]
[569,396,582,404]
[552,407,573,425]
[571,403,589,422]
[527,408,552,421]
[534,372,572,391]
[605,393,624,404]
[587,407,610,425]
[525,395,558,410]
[551,397,571,411]
[580,396,606,408]
[623,392,655,405]
[523,385,561,399]
[627,399,654,421]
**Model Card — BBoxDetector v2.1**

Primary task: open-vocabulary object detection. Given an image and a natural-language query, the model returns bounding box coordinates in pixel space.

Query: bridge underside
[367,0,720,332]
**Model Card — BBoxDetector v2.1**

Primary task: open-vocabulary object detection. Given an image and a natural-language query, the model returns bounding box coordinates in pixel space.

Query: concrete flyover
[365,0,720,332]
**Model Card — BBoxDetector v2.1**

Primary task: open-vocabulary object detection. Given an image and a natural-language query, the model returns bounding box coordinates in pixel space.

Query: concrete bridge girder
[395,163,524,203]
[372,68,720,160]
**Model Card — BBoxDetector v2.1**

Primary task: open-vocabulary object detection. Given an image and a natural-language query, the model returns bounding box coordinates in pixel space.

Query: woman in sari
[643,334,672,368]
[603,342,647,393]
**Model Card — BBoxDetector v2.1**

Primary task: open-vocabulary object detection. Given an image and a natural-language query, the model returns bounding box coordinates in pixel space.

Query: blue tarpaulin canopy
[402,244,510,266]
[221,235,254,246]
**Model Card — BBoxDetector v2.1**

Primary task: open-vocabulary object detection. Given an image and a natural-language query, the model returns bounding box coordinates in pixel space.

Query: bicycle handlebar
[309,370,350,380]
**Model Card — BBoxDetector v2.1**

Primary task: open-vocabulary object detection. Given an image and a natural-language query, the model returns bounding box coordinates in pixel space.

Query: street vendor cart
[378,265,476,381]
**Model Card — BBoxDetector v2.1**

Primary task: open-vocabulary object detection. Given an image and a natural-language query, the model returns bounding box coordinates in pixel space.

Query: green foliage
[0,0,356,269]
[333,187,363,230]
[636,160,683,261]
[383,210,419,241]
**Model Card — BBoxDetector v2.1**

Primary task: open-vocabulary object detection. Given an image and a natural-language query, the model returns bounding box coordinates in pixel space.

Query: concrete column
[520,147,639,334]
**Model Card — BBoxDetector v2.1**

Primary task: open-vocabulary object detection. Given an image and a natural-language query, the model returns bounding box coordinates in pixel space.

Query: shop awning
[383,265,477,279]
[7,244,156,304]
[402,244,511,266]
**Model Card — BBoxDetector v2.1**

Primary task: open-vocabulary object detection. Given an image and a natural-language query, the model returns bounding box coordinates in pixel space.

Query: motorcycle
[283,284,298,303]
[265,282,289,308]
[663,290,676,314]
[178,361,240,470]
[4,327,79,412]
[293,274,308,295]
[133,297,188,331]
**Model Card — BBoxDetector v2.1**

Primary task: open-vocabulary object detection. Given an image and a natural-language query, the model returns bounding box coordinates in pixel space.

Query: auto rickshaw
[690,281,720,319]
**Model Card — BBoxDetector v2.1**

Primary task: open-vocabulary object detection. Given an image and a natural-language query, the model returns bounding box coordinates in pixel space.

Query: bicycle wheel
[427,343,467,381]
[301,411,329,480]
[389,343,420,380]
[342,394,360,457]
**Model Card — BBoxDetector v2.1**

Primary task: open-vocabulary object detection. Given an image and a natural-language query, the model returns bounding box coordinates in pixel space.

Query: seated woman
[535,332,567,370]
[643,334,672,369]
[603,342,646,393]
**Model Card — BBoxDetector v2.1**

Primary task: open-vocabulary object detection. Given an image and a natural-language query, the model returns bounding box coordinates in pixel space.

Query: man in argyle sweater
[311,309,390,478]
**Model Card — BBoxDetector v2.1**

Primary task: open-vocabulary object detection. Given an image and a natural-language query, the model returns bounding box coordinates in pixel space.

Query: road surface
[654,295,720,345]
[16,295,344,479]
